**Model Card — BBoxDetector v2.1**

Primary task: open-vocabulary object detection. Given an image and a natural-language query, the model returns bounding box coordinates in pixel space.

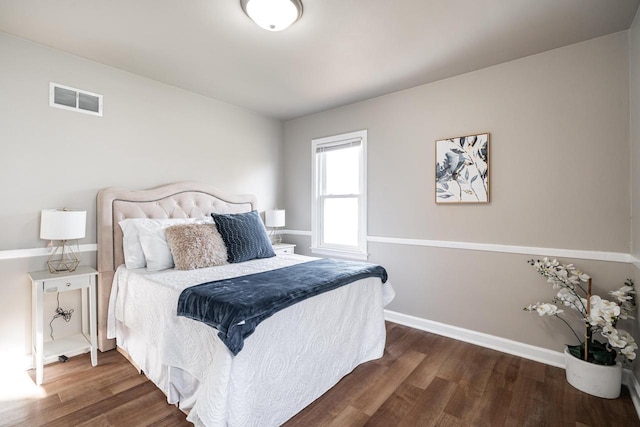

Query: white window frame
[311,130,367,260]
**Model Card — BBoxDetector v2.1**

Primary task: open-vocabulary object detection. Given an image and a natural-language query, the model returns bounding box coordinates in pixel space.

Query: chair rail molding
[283,230,633,264]
[0,244,97,260]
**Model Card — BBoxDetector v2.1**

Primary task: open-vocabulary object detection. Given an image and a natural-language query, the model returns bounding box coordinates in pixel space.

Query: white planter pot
[564,348,622,399]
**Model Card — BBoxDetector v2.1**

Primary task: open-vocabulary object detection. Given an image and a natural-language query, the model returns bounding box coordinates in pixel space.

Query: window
[311,130,367,260]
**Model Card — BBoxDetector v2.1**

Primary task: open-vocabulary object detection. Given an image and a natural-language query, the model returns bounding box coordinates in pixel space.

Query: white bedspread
[107,254,395,427]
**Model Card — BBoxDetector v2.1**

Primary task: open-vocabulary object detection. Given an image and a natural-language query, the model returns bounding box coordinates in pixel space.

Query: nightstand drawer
[43,275,90,293]
[272,243,296,255]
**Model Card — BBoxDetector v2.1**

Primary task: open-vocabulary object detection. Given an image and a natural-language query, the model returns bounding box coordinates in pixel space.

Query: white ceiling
[0,0,638,120]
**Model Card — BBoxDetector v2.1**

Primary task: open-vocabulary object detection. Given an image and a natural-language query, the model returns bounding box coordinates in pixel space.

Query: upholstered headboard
[96,182,257,351]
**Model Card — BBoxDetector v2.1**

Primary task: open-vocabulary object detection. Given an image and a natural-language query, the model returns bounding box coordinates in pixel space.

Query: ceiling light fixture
[241,0,303,32]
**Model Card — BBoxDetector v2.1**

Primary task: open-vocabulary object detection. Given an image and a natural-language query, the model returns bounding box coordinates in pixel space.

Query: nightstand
[28,265,98,385]
[272,243,296,255]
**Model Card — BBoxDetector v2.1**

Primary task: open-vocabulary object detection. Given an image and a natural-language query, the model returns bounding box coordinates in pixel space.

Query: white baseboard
[385,309,565,368]
[0,352,33,372]
[624,369,640,416]
[2,348,93,373]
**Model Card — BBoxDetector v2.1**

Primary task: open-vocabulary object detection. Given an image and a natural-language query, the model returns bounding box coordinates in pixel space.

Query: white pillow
[118,217,212,269]
[119,218,148,269]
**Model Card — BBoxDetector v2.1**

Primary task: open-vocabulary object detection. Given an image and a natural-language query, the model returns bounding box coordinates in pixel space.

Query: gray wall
[283,31,634,352]
[632,4,640,262]
[0,33,283,359]
[631,5,640,377]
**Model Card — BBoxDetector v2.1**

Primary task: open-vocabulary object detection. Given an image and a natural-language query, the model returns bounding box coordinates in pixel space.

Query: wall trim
[283,229,312,236]
[0,244,97,261]
[370,236,631,263]
[3,235,634,265]
[384,309,566,368]
[283,229,632,264]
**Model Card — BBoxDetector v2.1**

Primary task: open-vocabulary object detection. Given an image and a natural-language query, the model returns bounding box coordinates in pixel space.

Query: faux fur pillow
[165,224,228,270]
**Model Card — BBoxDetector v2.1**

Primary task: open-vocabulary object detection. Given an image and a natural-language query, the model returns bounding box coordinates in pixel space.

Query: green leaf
[566,341,617,366]
[567,343,584,360]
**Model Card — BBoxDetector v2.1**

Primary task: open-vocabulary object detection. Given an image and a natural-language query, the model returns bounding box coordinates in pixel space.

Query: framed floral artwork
[435,133,490,204]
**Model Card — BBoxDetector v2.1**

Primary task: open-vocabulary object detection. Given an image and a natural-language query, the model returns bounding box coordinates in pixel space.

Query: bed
[96,182,394,426]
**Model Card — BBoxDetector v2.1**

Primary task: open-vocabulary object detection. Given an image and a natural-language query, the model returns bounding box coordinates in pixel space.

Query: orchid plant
[524,257,636,366]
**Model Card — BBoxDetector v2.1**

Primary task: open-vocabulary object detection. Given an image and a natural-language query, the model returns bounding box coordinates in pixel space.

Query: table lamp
[265,209,285,244]
[40,208,86,273]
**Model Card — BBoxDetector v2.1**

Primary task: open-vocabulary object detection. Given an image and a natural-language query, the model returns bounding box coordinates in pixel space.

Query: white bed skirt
[109,258,394,427]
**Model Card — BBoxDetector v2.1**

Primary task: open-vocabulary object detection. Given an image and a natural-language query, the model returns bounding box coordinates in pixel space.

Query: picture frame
[435,132,490,204]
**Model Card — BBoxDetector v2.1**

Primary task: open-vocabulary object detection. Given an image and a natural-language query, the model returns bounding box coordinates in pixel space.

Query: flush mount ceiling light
[241,0,303,32]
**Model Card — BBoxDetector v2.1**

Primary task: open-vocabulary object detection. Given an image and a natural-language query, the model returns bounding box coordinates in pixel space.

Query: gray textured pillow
[165,224,228,270]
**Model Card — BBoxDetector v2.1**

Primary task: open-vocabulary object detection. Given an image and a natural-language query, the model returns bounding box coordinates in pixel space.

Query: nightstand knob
[66,282,71,287]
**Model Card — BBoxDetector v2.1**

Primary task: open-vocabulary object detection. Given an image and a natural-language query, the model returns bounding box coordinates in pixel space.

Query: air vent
[49,82,103,116]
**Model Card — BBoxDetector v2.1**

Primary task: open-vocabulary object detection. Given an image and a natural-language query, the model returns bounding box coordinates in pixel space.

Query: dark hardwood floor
[1,322,638,426]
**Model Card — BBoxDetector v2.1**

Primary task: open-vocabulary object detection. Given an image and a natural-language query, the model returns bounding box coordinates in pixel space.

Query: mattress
[107,253,395,426]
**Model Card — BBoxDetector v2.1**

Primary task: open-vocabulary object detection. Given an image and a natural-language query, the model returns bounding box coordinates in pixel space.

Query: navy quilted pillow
[211,211,275,263]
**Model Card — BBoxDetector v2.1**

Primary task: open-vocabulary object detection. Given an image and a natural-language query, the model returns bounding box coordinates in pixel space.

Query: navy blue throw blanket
[177,258,388,355]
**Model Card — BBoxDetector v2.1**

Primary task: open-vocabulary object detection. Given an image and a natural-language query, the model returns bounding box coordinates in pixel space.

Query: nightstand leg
[81,287,88,336]
[34,282,44,385]
[89,277,98,366]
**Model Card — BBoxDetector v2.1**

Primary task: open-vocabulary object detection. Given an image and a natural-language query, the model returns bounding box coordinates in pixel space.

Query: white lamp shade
[244,0,302,31]
[265,210,285,227]
[40,209,86,240]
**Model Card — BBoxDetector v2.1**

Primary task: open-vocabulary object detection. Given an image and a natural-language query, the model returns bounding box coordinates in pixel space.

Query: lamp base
[47,241,80,273]
[270,228,282,244]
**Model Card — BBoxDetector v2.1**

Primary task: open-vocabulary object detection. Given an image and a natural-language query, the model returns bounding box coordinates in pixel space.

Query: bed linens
[107,254,395,427]
[177,258,389,355]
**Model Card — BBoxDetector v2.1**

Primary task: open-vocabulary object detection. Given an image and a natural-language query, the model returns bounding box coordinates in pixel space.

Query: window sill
[310,247,369,261]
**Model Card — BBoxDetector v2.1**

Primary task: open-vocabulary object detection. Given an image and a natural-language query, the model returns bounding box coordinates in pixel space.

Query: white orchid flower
[619,301,635,320]
[611,285,634,303]
[589,295,602,306]
[535,303,562,316]
[567,275,580,286]
[587,316,606,327]
[556,288,582,311]
[622,346,636,360]
[618,330,636,347]
[606,333,628,349]
[577,272,590,282]
[588,297,620,324]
